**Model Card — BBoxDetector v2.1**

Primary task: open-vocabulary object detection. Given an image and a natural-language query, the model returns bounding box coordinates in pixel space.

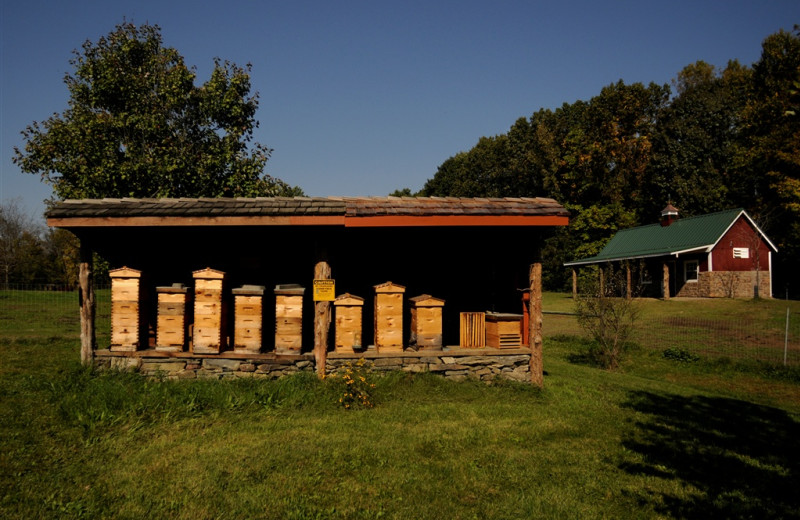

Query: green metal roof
[565,208,774,266]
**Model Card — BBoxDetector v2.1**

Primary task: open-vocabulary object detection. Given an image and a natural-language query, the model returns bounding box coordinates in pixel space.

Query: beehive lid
[192,267,225,279]
[233,285,266,296]
[374,281,406,293]
[485,312,523,322]
[409,294,445,307]
[156,283,188,293]
[274,283,305,295]
[109,266,142,278]
[334,293,364,306]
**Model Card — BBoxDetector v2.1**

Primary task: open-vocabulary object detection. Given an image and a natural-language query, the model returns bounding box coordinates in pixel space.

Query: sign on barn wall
[313,279,336,301]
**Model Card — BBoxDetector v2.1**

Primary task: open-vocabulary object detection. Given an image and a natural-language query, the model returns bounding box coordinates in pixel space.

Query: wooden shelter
[46,196,569,385]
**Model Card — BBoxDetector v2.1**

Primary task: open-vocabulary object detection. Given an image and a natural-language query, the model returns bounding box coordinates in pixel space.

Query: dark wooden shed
[47,196,568,385]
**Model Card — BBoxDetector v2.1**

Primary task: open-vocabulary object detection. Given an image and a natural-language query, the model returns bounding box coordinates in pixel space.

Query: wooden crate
[110,267,145,351]
[334,293,364,353]
[274,284,304,354]
[409,294,445,351]
[486,312,523,348]
[459,312,485,349]
[156,284,189,352]
[374,281,405,352]
[233,285,265,354]
[192,268,227,354]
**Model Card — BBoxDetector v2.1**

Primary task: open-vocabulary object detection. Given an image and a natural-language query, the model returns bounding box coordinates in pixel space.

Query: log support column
[572,268,578,299]
[626,263,632,300]
[79,241,95,365]
[314,261,332,378]
[662,262,670,300]
[529,263,543,388]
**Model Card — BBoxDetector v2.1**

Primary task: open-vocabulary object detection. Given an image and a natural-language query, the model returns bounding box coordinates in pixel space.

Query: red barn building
[566,207,778,299]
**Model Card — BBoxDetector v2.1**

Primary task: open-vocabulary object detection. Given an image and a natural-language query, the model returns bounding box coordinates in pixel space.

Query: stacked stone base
[95,348,532,383]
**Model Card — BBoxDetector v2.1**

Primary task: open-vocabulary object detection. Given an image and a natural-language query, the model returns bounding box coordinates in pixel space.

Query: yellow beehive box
[374,281,405,352]
[274,284,304,354]
[334,293,364,353]
[485,312,523,349]
[156,284,190,352]
[409,294,445,351]
[192,268,227,354]
[233,285,265,354]
[460,312,486,349]
[110,267,145,351]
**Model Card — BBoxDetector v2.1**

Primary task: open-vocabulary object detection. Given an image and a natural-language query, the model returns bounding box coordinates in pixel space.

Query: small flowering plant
[327,358,376,409]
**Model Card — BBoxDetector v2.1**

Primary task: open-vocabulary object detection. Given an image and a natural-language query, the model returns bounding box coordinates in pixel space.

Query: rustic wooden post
[626,263,632,300]
[662,262,670,300]
[529,263,543,388]
[314,261,332,377]
[599,267,605,298]
[572,268,578,299]
[78,241,95,365]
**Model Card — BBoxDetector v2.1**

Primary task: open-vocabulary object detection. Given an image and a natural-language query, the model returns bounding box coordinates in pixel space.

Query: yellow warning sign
[313,279,336,301]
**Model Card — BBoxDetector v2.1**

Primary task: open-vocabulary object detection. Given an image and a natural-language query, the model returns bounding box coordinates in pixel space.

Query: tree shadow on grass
[620,391,800,519]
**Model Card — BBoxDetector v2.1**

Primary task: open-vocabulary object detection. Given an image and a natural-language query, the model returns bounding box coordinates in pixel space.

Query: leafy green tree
[644,61,751,218]
[14,22,302,200]
[733,28,800,296]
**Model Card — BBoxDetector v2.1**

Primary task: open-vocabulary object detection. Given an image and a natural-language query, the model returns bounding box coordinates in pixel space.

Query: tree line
[412,27,800,297]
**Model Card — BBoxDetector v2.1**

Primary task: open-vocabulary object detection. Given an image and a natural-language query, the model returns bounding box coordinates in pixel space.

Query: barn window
[733,247,750,259]
[684,260,698,282]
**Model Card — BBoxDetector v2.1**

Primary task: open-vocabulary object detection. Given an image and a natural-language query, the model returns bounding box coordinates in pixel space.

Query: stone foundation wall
[327,351,532,383]
[676,271,772,298]
[95,349,533,383]
[95,354,315,380]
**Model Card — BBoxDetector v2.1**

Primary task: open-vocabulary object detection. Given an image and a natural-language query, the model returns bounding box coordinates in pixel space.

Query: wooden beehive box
[460,312,486,349]
[156,283,190,352]
[110,267,146,351]
[374,281,405,352]
[274,284,304,354]
[233,285,265,354]
[334,293,364,353]
[192,268,227,354]
[409,294,445,351]
[486,312,523,349]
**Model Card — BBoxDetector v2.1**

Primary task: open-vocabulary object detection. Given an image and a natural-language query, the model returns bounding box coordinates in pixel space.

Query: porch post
[78,241,96,365]
[314,260,332,378]
[662,262,670,300]
[572,268,578,299]
[529,263,543,388]
[626,263,632,300]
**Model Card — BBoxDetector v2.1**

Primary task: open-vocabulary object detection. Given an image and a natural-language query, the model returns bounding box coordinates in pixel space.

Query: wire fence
[544,309,800,366]
[1,285,798,366]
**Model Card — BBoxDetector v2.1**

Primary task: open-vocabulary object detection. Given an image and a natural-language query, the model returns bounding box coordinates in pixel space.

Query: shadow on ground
[620,391,800,519]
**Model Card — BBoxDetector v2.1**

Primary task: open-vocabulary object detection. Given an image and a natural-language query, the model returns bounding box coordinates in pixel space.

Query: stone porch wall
[95,348,532,383]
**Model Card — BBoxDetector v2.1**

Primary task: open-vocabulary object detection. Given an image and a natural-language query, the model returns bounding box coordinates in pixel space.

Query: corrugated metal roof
[565,208,765,266]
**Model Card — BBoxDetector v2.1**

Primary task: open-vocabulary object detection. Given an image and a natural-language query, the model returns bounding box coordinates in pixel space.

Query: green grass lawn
[1,292,799,519]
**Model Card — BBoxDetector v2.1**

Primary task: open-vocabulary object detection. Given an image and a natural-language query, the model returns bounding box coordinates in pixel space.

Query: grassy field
[1,291,799,519]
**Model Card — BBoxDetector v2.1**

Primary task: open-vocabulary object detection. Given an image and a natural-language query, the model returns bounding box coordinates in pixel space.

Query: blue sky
[2,0,799,220]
